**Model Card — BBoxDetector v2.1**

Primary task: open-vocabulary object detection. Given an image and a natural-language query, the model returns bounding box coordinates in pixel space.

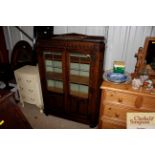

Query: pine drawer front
[99,116,125,129]
[102,104,133,122]
[104,90,138,108]
[104,90,155,111]
[141,97,155,111]
[105,92,155,111]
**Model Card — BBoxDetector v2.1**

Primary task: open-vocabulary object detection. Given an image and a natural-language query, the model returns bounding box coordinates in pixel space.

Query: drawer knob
[22,95,25,99]
[30,98,35,101]
[28,89,33,92]
[20,87,24,90]
[26,80,32,83]
[135,96,143,108]
[18,78,21,81]
[110,94,113,97]
[108,107,112,110]
[118,98,122,103]
[115,113,119,118]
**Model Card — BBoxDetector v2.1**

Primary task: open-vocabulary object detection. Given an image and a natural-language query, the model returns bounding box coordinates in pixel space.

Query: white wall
[3,26,155,73]
[3,26,33,61]
[54,26,109,37]
[105,26,155,72]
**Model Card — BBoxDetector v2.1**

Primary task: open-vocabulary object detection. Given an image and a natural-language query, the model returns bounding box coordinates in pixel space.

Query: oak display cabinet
[36,33,105,127]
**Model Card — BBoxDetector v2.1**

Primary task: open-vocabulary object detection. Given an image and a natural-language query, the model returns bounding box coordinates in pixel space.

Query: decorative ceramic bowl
[107,72,127,83]
[103,70,131,84]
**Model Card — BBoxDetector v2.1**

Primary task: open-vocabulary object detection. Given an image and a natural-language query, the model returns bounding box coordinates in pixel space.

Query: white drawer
[14,65,43,111]
[24,95,36,104]
[15,74,25,86]
[22,75,36,88]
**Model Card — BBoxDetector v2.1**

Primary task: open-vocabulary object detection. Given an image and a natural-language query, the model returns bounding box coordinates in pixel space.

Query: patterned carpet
[18,103,90,129]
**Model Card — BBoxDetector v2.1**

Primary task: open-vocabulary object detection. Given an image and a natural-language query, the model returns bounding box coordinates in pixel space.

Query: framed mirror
[134,37,155,80]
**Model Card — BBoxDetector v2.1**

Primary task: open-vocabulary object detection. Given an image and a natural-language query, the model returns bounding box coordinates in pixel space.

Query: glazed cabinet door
[36,34,105,127]
[41,49,66,114]
[68,52,91,123]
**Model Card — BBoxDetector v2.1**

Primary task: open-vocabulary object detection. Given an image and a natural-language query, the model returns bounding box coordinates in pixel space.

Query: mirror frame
[134,37,155,79]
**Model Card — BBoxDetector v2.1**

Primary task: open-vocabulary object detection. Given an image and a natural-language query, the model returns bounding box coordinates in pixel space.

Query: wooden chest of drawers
[14,65,44,112]
[99,81,155,129]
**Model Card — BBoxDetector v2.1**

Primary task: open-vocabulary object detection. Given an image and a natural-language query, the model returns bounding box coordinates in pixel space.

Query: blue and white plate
[103,70,131,84]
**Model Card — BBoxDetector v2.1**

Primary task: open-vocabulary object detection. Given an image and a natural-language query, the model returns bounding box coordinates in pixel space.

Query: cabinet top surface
[37,33,105,43]
[100,81,155,98]
[15,65,38,74]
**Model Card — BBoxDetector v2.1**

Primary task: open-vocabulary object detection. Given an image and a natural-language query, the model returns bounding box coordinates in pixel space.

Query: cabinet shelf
[44,54,62,61]
[70,74,89,85]
[46,72,63,81]
[70,57,90,64]
[70,90,88,99]
[47,86,63,93]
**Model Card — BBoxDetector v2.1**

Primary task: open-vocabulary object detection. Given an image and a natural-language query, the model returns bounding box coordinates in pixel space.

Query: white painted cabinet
[14,65,44,112]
